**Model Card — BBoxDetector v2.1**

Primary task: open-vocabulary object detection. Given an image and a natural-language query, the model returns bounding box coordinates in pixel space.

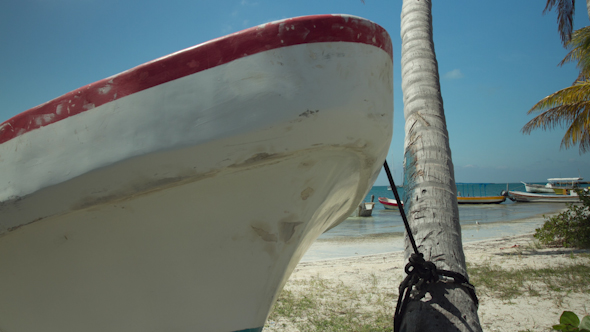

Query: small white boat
[0,15,393,332]
[378,196,403,210]
[357,202,376,217]
[521,181,555,193]
[457,195,506,204]
[507,190,581,203]
[355,195,376,217]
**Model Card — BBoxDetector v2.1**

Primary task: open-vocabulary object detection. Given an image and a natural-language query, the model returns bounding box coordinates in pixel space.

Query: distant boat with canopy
[456,183,506,204]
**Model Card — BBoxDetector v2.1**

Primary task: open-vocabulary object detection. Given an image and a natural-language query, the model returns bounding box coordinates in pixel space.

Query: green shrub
[553,311,590,332]
[534,190,590,248]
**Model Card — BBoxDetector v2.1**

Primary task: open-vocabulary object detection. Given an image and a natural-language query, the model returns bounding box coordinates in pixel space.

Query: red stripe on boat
[0,15,392,144]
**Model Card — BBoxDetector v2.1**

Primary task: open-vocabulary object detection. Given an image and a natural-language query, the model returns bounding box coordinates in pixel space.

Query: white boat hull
[522,182,555,194]
[507,191,581,203]
[378,197,401,210]
[522,179,588,194]
[0,15,393,332]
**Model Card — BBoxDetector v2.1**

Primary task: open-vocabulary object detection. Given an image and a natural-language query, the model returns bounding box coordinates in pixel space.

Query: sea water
[301,183,568,261]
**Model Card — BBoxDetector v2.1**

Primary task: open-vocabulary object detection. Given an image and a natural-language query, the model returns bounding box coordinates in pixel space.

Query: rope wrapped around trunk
[383,161,478,332]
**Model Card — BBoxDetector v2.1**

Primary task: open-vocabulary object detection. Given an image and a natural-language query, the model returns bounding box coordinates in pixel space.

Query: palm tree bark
[400,0,482,331]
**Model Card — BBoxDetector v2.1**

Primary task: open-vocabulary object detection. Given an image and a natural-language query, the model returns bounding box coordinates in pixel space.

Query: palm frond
[559,26,590,78]
[524,79,590,153]
[527,81,590,114]
[544,0,576,45]
[562,108,590,152]
[523,102,589,130]
[532,2,590,153]
[573,71,590,83]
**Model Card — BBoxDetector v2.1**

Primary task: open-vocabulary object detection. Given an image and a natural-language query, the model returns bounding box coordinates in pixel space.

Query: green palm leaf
[523,81,590,153]
[559,26,590,81]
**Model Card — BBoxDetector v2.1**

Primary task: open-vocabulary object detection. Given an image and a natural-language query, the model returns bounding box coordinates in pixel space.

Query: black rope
[383,161,478,332]
[383,161,418,254]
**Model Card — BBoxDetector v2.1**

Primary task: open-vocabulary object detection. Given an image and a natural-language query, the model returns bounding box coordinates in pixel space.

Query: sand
[264,233,590,331]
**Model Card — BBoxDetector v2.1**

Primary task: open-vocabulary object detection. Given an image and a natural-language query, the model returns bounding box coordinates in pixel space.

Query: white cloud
[443,69,464,79]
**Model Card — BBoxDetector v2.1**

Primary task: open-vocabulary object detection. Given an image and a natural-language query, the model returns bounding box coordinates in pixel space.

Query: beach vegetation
[534,189,590,248]
[552,311,590,332]
[266,274,395,331]
[466,258,590,304]
[266,253,590,331]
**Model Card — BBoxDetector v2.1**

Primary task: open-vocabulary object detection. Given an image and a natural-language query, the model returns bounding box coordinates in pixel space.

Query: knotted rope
[383,161,478,332]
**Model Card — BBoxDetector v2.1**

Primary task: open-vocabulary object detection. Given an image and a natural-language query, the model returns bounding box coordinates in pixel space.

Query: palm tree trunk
[400,0,482,331]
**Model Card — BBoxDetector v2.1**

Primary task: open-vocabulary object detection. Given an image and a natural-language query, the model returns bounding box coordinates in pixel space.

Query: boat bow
[0,15,393,332]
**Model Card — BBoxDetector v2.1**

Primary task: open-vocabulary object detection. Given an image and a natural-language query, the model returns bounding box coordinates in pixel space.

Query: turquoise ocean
[302,183,569,261]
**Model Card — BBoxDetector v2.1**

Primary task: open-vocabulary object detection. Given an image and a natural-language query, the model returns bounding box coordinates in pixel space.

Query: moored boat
[521,181,555,193]
[522,178,587,194]
[378,196,403,210]
[357,202,376,217]
[507,190,582,203]
[457,195,506,204]
[0,15,393,332]
[355,195,376,217]
[456,183,507,204]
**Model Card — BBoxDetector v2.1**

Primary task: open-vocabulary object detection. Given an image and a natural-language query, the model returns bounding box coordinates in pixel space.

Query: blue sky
[1,0,590,185]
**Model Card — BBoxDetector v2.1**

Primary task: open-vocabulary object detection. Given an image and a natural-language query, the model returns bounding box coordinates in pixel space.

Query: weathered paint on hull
[0,148,370,331]
[0,15,393,332]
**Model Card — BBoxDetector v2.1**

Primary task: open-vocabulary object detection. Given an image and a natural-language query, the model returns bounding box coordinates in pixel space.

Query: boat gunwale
[377,196,402,207]
[0,14,392,145]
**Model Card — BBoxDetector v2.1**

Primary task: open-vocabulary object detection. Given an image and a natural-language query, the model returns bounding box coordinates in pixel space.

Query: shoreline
[301,208,562,262]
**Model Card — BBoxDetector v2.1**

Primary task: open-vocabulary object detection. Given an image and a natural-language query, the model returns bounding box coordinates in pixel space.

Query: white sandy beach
[265,230,590,331]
